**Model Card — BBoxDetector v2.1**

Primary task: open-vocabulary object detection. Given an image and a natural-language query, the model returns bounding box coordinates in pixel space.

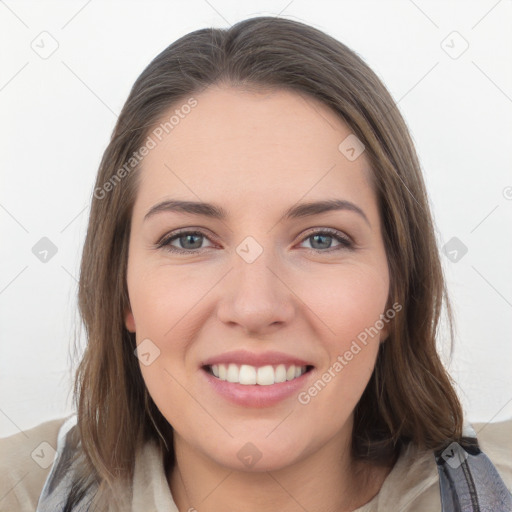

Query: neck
[167,430,393,512]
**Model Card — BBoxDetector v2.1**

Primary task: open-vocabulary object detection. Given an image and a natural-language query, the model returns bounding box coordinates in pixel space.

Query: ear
[378,307,392,343]
[379,322,390,343]
[379,297,397,343]
[125,306,136,333]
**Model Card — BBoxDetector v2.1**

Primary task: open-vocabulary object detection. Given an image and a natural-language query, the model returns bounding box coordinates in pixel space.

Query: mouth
[203,363,314,385]
[200,350,316,407]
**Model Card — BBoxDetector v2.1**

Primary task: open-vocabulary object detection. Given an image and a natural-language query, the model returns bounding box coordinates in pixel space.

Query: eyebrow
[144,198,370,226]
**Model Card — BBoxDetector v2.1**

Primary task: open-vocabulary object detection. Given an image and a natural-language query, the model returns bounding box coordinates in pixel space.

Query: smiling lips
[201,350,315,407]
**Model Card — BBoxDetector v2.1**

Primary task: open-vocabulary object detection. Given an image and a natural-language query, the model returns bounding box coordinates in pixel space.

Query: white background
[1,0,511,438]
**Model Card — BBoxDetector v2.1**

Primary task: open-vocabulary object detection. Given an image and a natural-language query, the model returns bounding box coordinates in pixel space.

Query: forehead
[134,85,377,220]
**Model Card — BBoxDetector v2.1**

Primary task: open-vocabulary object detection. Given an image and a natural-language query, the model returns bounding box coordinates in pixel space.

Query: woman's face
[125,85,390,471]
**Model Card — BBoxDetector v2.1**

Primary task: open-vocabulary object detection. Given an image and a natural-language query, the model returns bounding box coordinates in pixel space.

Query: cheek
[300,263,387,389]
[295,267,387,426]
[127,263,203,339]
[304,262,389,347]
[128,266,195,424]
[127,263,209,400]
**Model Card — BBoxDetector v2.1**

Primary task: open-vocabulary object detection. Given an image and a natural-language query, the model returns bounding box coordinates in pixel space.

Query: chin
[217,447,301,473]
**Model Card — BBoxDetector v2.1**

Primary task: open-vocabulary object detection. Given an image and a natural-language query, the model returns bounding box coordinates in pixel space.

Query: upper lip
[201,350,314,368]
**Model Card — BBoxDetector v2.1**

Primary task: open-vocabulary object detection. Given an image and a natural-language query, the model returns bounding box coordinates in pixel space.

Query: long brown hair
[70,16,463,509]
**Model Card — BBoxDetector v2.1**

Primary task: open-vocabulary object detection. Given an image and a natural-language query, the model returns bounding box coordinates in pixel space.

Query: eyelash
[155,228,354,255]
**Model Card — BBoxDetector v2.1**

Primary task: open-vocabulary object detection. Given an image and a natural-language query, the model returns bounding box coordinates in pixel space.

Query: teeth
[275,364,287,383]
[227,363,239,383]
[208,363,308,385]
[257,365,274,386]
[239,365,257,385]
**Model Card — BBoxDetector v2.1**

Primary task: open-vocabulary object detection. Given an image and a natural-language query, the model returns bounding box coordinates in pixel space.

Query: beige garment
[1,416,511,511]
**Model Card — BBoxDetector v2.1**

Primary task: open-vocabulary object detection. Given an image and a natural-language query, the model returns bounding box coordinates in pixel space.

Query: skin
[125,85,393,511]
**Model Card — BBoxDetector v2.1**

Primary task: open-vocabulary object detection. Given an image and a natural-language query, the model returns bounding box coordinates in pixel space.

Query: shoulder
[0,416,72,512]
[374,440,441,511]
[373,419,512,511]
[471,418,512,490]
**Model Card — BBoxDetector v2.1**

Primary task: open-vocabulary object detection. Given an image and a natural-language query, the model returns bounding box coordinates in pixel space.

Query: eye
[156,230,215,254]
[298,228,353,252]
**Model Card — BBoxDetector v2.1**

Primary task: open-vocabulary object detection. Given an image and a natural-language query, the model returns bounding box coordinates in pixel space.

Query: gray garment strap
[35,415,97,512]
[435,439,512,511]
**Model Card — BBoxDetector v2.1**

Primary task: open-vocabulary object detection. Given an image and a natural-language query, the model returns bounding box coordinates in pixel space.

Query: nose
[216,243,296,336]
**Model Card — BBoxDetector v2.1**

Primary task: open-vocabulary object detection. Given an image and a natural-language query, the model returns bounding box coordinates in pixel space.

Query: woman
[1,16,511,512]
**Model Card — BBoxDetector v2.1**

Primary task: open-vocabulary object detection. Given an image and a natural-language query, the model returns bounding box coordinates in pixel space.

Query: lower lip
[201,367,314,408]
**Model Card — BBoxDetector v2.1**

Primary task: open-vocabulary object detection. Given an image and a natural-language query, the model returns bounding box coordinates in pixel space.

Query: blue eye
[299,230,353,251]
[156,228,353,254]
[157,231,214,253]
